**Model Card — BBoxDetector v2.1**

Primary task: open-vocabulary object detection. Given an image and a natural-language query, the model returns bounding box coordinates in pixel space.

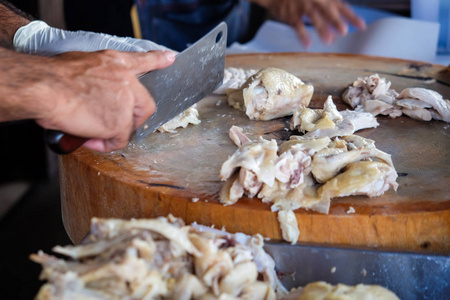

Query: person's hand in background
[14,20,170,56]
[251,0,366,48]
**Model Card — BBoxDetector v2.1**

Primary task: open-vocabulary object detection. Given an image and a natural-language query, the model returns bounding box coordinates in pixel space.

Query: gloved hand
[13,20,169,56]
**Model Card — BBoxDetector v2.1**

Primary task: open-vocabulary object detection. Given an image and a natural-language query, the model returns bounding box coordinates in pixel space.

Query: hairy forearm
[0,1,32,44]
[0,47,55,122]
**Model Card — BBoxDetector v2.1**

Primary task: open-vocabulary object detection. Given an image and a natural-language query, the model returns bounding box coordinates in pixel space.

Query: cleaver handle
[45,129,88,155]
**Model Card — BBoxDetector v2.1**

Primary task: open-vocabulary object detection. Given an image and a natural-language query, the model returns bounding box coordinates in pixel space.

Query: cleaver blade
[135,22,228,141]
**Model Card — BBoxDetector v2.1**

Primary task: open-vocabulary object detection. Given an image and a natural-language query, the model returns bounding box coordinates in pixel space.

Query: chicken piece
[398,87,450,122]
[279,136,331,156]
[239,168,264,197]
[396,98,433,110]
[220,137,278,187]
[33,216,284,300]
[225,245,253,265]
[219,261,258,296]
[277,210,300,244]
[221,127,278,205]
[291,95,342,132]
[130,270,169,299]
[229,125,252,147]
[77,217,201,257]
[311,135,394,183]
[341,85,367,108]
[189,234,234,291]
[340,110,379,131]
[241,281,277,300]
[259,174,329,214]
[303,118,355,139]
[272,137,327,196]
[291,96,379,139]
[319,161,398,199]
[157,104,201,133]
[219,173,245,205]
[275,136,329,189]
[360,99,402,118]
[170,273,208,300]
[275,136,324,190]
[283,281,400,300]
[275,150,311,189]
[401,108,432,121]
[227,67,314,120]
[342,74,401,117]
[191,224,288,297]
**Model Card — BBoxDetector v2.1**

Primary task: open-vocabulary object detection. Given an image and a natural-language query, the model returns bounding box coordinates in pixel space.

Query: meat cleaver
[45,22,228,154]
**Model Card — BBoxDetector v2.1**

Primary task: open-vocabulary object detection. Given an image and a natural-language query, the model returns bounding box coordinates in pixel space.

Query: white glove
[13,20,169,56]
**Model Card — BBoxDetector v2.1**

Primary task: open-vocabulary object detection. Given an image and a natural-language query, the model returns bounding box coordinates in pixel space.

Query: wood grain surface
[59,53,450,253]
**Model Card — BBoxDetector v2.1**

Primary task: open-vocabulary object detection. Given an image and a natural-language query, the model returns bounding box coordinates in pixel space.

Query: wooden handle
[45,129,88,154]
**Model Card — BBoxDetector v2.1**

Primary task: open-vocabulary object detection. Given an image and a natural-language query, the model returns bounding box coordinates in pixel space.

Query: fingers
[339,2,367,30]
[43,49,175,153]
[286,0,366,46]
[83,139,109,153]
[118,50,176,75]
[309,8,335,45]
[294,21,312,48]
[130,77,156,130]
[94,51,170,151]
[83,136,131,153]
[318,1,348,36]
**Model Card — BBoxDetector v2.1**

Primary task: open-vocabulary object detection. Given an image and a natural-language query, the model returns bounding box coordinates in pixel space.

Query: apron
[135,0,251,51]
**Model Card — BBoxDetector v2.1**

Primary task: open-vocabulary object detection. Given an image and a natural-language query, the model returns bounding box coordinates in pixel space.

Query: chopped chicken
[157,104,201,133]
[339,110,380,132]
[241,281,277,300]
[319,161,398,199]
[283,281,400,300]
[214,67,258,95]
[347,206,356,214]
[311,135,394,183]
[396,98,433,110]
[31,216,288,300]
[291,96,343,133]
[398,88,450,122]
[401,108,432,121]
[291,96,379,138]
[31,216,400,299]
[227,68,314,120]
[343,74,450,122]
[342,74,401,118]
[219,172,246,205]
[220,136,278,205]
[220,136,277,186]
[229,125,252,147]
[277,210,300,244]
[258,174,327,214]
[220,121,397,243]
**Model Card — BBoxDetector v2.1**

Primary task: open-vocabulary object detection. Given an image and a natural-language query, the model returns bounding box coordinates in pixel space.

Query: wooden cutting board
[59,53,450,253]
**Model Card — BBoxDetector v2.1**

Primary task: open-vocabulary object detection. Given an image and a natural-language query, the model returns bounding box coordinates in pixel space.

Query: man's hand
[0,48,176,152]
[253,0,366,47]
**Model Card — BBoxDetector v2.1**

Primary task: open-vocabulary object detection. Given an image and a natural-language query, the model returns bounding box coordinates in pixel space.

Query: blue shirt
[135,0,251,51]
